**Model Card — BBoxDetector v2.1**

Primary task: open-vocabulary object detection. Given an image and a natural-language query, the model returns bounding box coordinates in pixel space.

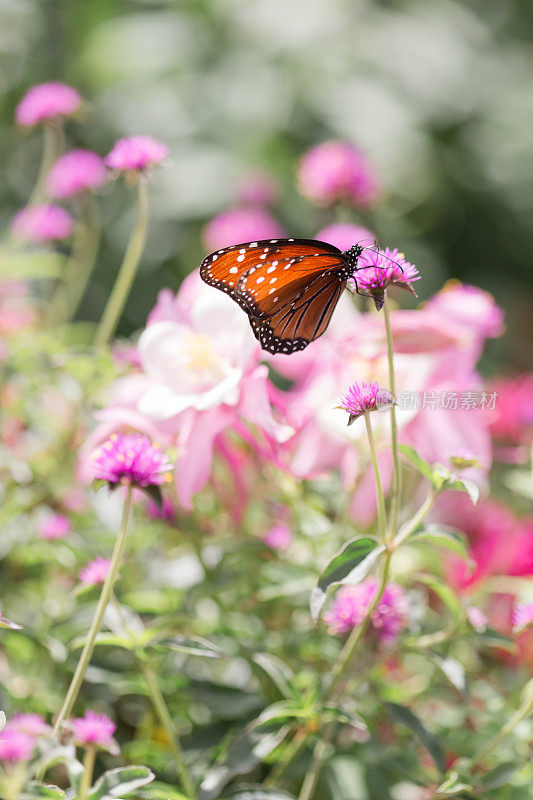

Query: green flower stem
[364,412,387,543]
[383,293,401,541]
[28,122,63,207]
[298,551,393,800]
[393,489,437,549]
[94,178,149,348]
[78,745,96,800]
[469,679,533,770]
[266,728,309,787]
[53,485,133,736]
[140,659,196,799]
[50,193,100,323]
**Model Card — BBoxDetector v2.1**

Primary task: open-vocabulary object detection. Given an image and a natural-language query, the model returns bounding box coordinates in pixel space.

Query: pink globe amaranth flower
[467,606,488,632]
[203,207,286,251]
[79,557,112,586]
[324,579,409,643]
[8,714,49,738]
[512,603,533,634]
[356,247,420,310]
[105,136,168,172]
[90,433,173,488]
[488,374,533,447]
[47,149,107,198]
[262,523,292,551]
[38,513,71,540]
[337,380,394,425]
[15,82,82,127]
[236,170,278,206]
[11,204,74,242]
[0,728,34,763]
[298,140,379,208]
[71,711,116,748]
[316,223,375,253]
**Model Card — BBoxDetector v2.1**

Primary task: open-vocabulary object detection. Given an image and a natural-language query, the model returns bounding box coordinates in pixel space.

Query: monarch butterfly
[200,237,372,354]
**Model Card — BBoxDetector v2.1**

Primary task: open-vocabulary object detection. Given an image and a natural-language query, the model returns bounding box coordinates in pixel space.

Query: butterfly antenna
[359,245,404,274]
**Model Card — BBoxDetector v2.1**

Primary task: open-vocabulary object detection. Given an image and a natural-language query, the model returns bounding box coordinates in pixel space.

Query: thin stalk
[364,412,387,542]
[78,745,96,800]
[140,660,196,798]
[94,178,149,347]
[50,193,100,323]
[28,122,63,207]
[298,552,393,800]
[383,293,401,540]
[469,682,533,770]
[266,729,308,787]
[53,486,133,735]
[393,489,437,549]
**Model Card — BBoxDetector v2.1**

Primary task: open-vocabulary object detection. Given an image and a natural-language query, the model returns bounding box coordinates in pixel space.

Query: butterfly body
[200,238,365,354]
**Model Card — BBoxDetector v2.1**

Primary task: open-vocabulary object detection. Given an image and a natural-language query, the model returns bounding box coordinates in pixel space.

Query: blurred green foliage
[1,0,532,368]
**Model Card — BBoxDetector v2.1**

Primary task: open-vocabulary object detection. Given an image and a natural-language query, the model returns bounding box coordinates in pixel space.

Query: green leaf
[88,766,155,799]
[444,477,479,505]
[222,790,297,800]
[399,445,438,485]
[416,573,462,620]
[411,525,472,565]
[141,483,163,510]
[0,250,65,280]
[91,478,108,493]
[19,785,66,800]
[427,653,469,699]
[384,702,446,773]
[137,782,190,800]
[253,702,308,731]
[199,725,289,800]
[478,627,517,653]
[153,634,223,658]
[252,653,295,700]
[311,537,385,623]
[481,762,520,790]
[436,772,473,795]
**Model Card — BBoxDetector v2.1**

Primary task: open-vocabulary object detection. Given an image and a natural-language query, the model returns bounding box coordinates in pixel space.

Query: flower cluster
[72,710,116,748]
[324,579,409,643]
[90,433,173,488]
[0,714,49,764]
[337,381,394,425]
[297,140,379,207]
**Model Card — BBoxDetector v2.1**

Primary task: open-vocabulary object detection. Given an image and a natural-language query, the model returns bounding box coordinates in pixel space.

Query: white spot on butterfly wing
[237,254,245,262]
[229,266,238,273]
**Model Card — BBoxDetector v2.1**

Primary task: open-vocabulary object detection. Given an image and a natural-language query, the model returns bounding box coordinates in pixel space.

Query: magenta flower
[11,204,74,242]
[316,223,375,252]
[105,136,168,172]
[9,714,49,737]
[38,513,71,540]
[337,380,394,425]
[236,170,278,206]
[71,711,116,748]
[90,433,173,488]
[262,523,292,551]
[297,140,379,208]
[356,247,420,310]
[488,374,533,447]
[15,82,82,127]
[324,578,409,643]
[0,728,34,763]
[47,149,107,198]
[512,603,533,634]
[466,606,488,632]
[203,207,286,251]
[79,557,112,586]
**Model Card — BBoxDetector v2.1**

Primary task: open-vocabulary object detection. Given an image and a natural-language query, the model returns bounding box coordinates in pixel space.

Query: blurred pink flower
[146,496,175,521]
[488,374,533,447]
[512,603,533,633]
[38,513,71,540]
[47,149,107,198]
[203,207,285,251]
[89,433,173,488]
[105,136,168,172]
[467,606,488,632]
[11,204,73,242]
[15,82,82,126]
[425,282,504,351]
[9,714,49,737]
[236,170,278,206]
[79,557,111,586]
[298,141,379,208]
[356,247,420,310]
[72,711,115,748]
[338,380,394,425]
[262,523,292,551]
[316,223,375,252]
[0,728,34,763]
[324,578,409,643]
